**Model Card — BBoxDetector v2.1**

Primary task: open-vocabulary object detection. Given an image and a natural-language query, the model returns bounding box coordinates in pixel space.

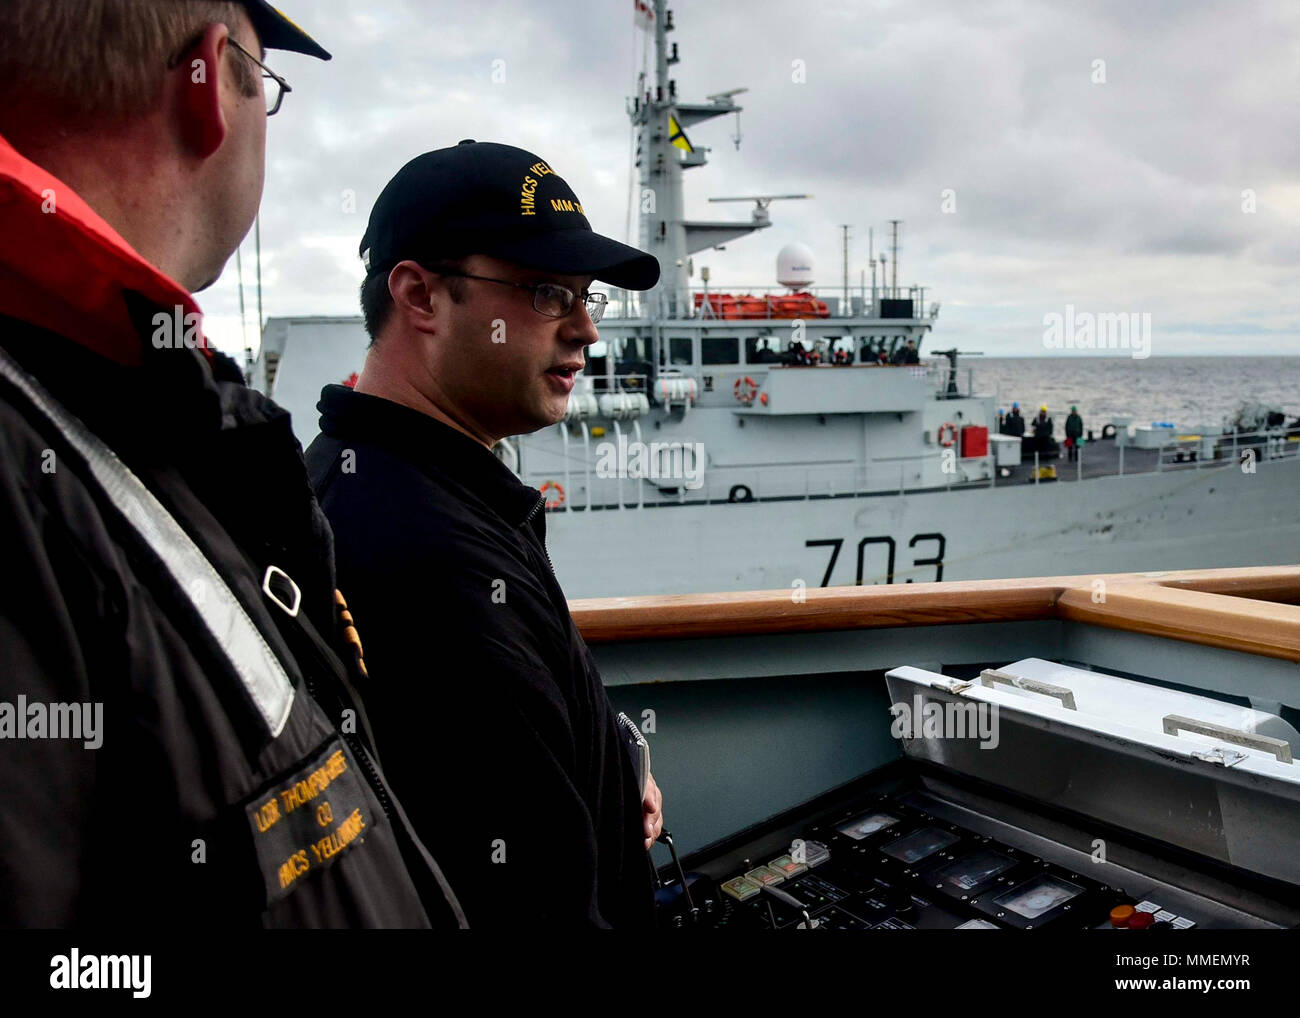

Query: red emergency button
[1110,904,1136,927]
[1126,911,1155,930]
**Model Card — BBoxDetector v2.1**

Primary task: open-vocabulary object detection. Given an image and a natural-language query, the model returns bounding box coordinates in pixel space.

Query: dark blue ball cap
[359,141,661,291]
[238,1,331,60]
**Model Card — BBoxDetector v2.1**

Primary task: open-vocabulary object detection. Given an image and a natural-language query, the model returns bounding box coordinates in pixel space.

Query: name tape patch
[246,737,377,905]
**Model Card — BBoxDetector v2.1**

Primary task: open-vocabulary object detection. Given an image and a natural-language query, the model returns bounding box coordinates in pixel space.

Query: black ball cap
[359,141,661,291]
[238,1,331,60]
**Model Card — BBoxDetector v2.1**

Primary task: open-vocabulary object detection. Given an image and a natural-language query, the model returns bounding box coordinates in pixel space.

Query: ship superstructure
[248,1,1300,598]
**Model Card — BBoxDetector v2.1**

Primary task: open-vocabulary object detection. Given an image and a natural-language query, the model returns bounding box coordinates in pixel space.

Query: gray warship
[249,0,1300,600]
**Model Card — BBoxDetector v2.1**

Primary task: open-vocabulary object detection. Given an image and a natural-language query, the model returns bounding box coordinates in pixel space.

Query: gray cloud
[199,0,1300,357]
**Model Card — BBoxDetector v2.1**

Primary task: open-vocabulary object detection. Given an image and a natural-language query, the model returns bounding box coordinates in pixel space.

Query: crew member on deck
[903,339,920,364]
[306,142,665,928]
[1065,405,1084,461]
[1031,405,1056,456]
[1003,402,1026,437]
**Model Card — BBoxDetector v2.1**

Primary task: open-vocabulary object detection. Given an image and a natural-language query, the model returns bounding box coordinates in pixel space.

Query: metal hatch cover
[883,660,1300,886]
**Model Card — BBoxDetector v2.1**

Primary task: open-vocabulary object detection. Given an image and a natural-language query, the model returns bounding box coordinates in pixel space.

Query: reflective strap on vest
[0,347,295,737]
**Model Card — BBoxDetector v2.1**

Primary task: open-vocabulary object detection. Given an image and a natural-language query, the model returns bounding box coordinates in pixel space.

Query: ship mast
[632,0,770,319]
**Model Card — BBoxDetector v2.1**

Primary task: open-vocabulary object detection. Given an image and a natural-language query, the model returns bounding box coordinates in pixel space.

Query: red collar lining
[0,132,208,366]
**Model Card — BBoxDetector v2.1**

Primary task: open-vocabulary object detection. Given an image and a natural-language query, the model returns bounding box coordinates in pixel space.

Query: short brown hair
[361,258,469,346]
[0,0,256,124]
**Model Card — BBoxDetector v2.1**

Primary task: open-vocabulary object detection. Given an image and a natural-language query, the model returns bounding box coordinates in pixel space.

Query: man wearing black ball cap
[306,141,664,927]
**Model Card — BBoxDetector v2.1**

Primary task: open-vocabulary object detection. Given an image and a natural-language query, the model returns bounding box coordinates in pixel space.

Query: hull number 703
[805,533,947,586]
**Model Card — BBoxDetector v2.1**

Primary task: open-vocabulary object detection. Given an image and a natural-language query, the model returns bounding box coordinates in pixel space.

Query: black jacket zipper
[523,492,559,576]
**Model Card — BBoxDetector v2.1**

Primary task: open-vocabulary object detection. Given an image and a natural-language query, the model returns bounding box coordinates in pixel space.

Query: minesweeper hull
[546,456,1300,598]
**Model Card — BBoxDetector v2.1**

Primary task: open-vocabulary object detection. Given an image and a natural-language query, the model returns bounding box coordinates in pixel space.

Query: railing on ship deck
[601,286,935,321]
[567,565,1300,665]
[534,427,1299,511]
[582,363,964,398]
[1152,429,1300,472]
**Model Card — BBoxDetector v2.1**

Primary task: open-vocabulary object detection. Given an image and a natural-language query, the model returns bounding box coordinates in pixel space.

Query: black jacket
[306,386,657,928]
[0,135,460,928]
[1066,413,1084,439]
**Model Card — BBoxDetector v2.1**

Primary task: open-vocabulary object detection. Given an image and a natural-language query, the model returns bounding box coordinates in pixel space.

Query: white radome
[776,242,815,289]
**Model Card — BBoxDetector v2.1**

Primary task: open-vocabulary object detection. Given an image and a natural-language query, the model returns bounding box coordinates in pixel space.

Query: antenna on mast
[839,224,850,314]
[709,194,810,226]
[868,227,875,307]
[888,219,901,298]
[706,87,748,150]
[634,2,789,314]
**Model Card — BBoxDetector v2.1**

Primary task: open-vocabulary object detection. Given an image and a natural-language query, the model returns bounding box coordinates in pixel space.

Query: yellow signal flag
[668,114,694,153]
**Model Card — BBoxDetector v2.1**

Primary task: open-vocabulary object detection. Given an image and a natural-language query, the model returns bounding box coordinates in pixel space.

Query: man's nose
[561,303,601,346]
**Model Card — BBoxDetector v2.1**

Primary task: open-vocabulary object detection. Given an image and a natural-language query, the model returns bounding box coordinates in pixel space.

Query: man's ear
[173,23,231,159]
[388,262,441,332]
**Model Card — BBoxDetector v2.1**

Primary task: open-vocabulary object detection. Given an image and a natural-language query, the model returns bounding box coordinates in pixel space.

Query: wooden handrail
[570,565,1300,662]
[1058,584,1300,662]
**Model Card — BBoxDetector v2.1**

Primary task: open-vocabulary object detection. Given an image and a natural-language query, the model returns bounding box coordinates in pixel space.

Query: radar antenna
[708,194,811,226]
[705,87,749,149]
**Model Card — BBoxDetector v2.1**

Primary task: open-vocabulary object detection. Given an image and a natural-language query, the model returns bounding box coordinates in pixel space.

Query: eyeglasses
[227,38,292,116]
[429,270,608,324]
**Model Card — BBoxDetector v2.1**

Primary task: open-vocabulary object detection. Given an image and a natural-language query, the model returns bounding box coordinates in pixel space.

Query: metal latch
[1163,714,1292,764]
[1188,747,1249,768]
[262,565,301,618]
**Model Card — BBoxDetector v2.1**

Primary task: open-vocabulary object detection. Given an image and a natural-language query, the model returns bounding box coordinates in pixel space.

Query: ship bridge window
[861,336,892,363]
[662,336,693,366]
[585,339,608,380]
[745,336,781,363]
[702,336,740,365]
[614,336,652,391]
[615,336,651,369]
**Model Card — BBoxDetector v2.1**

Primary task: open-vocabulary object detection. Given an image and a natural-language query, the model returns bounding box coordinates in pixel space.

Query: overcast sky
[200,0,1300,359]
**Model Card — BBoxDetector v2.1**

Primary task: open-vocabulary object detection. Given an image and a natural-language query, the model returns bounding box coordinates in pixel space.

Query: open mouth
[546,362,583,381]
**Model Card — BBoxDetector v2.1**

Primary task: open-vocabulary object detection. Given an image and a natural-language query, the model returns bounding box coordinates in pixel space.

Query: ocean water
[962,356,1300,432]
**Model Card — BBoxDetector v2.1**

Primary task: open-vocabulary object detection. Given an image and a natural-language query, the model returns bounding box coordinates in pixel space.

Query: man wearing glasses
[0,2,463,928]
[306,142,665,927]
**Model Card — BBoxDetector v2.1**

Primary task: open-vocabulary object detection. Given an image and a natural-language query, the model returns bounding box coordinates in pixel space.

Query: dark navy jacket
[306,385,656,928]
